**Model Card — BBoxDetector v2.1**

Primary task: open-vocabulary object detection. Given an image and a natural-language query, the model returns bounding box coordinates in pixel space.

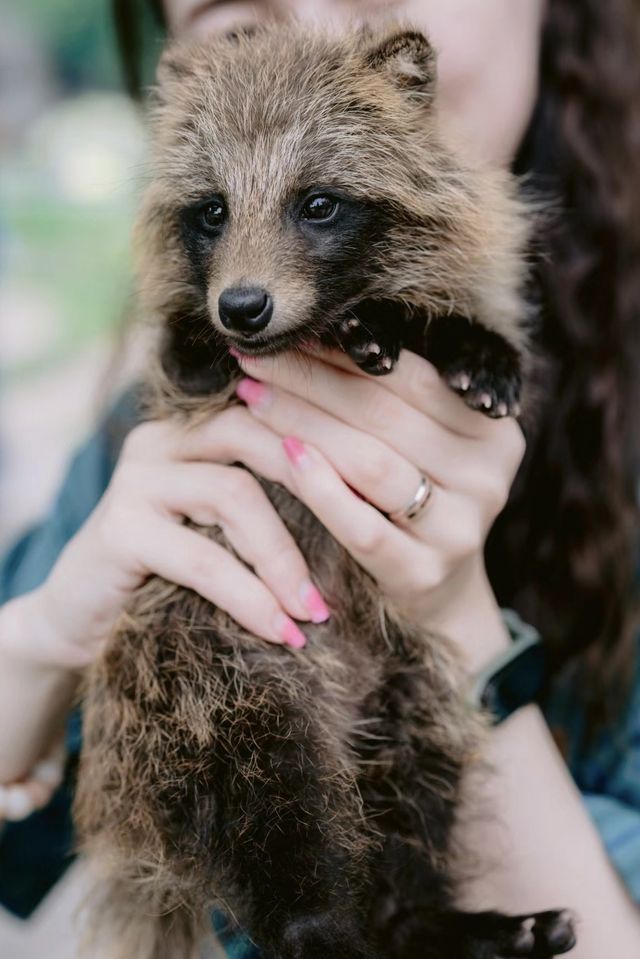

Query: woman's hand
[9,345,523,678]
[18,409,337,673]
[234,347,526,668]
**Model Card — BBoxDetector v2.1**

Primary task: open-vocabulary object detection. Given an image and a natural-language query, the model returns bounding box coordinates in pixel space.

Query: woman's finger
[236,350,493,441]
[120,406,286,471]
[143,462,329,624]
[307,346,525,443]
[132,517,310,649]
[322,347,527,476]
[236,377,429,506]
[279,431,485,566]
[235,375,514,513]
[276,437,460,597]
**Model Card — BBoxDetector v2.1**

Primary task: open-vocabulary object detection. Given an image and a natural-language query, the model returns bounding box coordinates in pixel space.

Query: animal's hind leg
[356,653,469,943]
[357,654,576,958]
[208,685,383,959]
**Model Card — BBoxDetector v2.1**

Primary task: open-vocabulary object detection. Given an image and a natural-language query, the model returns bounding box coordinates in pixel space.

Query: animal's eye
[198,198,227,232]
[301,194,339,222]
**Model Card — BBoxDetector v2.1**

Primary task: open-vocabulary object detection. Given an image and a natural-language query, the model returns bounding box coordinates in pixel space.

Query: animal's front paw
[445,364,521,419]
[425,315,523,418]
[334,299,408,376]
[337,315,399,375]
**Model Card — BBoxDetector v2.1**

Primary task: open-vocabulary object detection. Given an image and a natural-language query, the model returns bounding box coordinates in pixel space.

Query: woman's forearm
[0,591,79,783]
[460,704,640,956]
[443,588,640,956]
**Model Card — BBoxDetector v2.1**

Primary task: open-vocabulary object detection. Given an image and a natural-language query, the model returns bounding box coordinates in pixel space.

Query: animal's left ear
[156,43,196,92]
[364,30,436,101]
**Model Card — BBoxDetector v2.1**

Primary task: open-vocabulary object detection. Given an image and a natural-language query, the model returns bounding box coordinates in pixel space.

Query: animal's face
[139,26,453,363]
[139,23,528,398]
[178,177,389,356]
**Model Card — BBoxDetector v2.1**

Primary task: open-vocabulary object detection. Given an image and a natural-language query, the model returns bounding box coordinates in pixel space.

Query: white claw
[496,401,508,417]
[450,372,471,392]
[367,343,381,355]
[381,357,393,370]
[480,393,493,409]
[347,317,360,329]
[557,910,575,927]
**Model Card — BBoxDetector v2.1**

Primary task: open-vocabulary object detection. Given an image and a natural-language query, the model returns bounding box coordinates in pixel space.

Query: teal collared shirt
[1,390,639,935]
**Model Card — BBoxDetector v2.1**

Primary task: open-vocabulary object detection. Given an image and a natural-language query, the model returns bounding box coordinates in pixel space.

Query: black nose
[218,286,273,334]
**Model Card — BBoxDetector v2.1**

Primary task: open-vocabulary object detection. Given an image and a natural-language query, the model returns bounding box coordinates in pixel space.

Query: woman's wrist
[419,553,511,673]
[0,593,79,784]
[0,588,94,674]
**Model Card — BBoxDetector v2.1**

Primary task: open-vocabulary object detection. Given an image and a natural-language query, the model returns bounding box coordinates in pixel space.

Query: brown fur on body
[74,23,576,959]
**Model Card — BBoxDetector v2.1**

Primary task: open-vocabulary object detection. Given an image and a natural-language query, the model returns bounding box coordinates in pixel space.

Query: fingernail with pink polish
[283,436,310,469]
[300,580,330,624]
[276,614,307,649]
[236,377,272,410]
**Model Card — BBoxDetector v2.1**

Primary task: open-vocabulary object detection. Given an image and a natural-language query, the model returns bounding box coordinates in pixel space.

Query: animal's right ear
[364,30,436,102]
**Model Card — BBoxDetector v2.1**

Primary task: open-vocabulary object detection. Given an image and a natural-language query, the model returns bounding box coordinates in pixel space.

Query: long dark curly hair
[113,0,640,725]
[489,0,640,724]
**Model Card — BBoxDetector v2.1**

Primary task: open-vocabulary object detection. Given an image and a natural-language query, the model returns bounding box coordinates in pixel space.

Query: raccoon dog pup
[74,22,576,959]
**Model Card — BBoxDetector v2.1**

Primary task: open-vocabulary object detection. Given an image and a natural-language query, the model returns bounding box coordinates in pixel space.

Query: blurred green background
[1,0,150,379]
[10,0,124,90]
[0,0,159,542]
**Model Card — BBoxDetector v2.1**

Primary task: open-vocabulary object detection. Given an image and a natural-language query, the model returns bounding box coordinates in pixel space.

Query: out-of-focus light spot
[25,92,146,206]
[58,143,130,203]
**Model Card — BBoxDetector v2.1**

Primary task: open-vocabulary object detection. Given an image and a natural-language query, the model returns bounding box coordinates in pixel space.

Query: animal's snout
[218,287,273,335]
